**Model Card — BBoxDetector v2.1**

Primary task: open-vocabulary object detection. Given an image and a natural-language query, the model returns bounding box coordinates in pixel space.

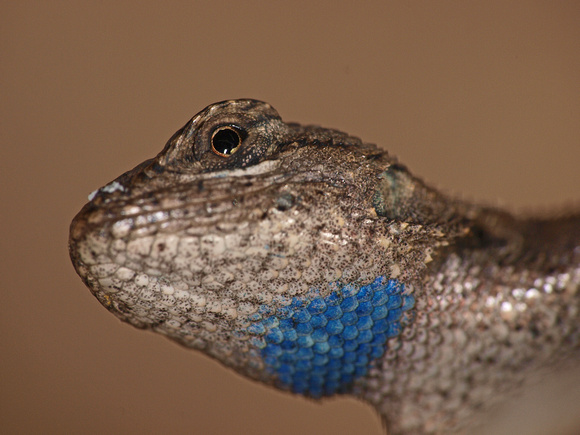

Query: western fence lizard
[69,99,580,434]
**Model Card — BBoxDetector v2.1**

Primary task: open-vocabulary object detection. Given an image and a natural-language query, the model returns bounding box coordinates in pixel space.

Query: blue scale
[246,276,415,397]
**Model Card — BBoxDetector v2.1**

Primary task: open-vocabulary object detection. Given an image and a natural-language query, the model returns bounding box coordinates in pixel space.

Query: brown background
[2,2,579,434]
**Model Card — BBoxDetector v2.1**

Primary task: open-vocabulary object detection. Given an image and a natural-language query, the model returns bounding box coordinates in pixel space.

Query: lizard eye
[211,126,244,157]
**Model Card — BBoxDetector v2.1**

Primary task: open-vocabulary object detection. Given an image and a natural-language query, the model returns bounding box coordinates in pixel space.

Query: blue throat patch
[246,276,415,397]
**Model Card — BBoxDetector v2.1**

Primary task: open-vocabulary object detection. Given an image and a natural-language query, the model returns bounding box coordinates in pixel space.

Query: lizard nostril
[211,126,243,157]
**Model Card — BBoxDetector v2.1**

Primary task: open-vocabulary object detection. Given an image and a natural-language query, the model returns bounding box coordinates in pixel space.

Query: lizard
[69,99,580,434]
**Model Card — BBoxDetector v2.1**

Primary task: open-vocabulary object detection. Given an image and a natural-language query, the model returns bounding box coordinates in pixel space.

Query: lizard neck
[356,212,580,434]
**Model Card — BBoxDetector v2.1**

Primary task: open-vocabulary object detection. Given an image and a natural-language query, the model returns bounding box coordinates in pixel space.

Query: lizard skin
[69,99,580,434]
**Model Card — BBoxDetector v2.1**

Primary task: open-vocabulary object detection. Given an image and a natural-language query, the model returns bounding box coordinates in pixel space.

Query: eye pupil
[212,127,242,157]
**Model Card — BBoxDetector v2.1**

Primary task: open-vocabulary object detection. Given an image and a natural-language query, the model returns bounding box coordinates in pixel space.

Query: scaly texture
[69,100,580,434]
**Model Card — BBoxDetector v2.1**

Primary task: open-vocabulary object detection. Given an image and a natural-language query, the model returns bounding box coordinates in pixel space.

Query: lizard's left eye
[211,126,244,157]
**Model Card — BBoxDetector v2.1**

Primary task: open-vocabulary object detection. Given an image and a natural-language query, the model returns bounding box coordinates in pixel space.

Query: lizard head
[69,99,462,397]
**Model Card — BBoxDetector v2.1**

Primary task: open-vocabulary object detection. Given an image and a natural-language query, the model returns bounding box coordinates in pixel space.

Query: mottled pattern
[69,100,580,434]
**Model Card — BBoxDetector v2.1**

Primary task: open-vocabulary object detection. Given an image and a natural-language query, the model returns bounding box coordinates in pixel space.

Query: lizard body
[69,100,580,434]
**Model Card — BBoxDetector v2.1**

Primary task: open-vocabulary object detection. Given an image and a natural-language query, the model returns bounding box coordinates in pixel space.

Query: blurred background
[1,2,579,434]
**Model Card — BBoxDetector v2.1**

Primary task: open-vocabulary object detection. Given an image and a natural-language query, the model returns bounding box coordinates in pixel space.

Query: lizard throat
[245,276,415,397]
